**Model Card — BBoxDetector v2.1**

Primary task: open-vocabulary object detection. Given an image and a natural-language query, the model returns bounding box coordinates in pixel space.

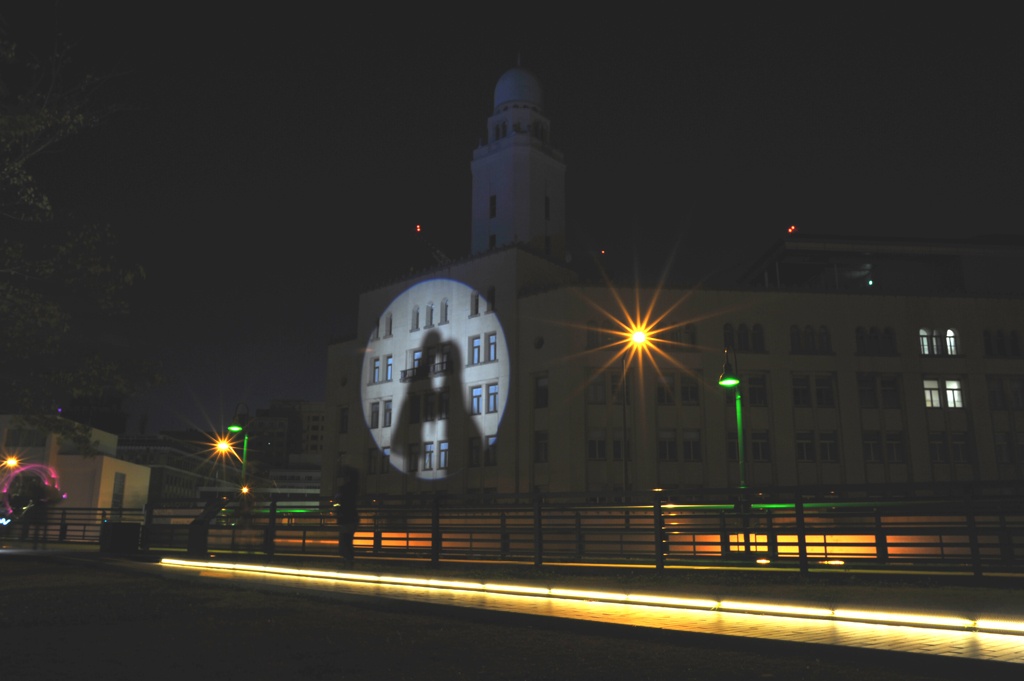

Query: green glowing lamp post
[228,403,250,487]
[718,348,745,490]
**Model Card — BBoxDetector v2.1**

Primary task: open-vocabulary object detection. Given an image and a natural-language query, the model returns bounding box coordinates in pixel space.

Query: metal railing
[3,481,1022,575]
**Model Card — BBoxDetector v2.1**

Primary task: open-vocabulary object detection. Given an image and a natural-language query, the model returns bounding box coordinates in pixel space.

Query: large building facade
[322,69,1024,498]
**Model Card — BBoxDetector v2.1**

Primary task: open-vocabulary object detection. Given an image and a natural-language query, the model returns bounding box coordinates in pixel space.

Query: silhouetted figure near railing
[333,466,359,566]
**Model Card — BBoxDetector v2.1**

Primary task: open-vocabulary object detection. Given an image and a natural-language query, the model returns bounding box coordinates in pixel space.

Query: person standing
[333,466,360,566]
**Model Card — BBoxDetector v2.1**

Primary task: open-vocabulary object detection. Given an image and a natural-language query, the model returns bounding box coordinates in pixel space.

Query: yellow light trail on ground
[160,558,1021,636]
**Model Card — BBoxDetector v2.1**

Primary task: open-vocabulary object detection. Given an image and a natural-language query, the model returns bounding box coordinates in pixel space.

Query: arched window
[586,321,600,350]
[471,293,480,316]
[868,327,881,356]
[881,327,896,355]
[501,121,507,137]
[945,329,959,356]
[486,286,495,312]
[426,303,434,328]
[601,320,615,347]
[371,319,379,340]
[724,324,734,349]
[440,299,448,324]
[818,326,831,353]
[983,330,993,356]
[1011,331,1021,357]
[996,330,1007,356]
[803,326,816,354]
[855,327,867,354]
[919,328,931,355]
[932,329,945,356]
[412,306,420,330]
[494,125,499,141]
[737,324,750,352]
[790,326,801,353]
[385,313,392,337]
[685,324,697,347]
[752,324,765,352]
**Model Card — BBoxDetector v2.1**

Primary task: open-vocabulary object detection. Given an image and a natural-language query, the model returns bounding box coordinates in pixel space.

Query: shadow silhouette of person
[391,329,484,494]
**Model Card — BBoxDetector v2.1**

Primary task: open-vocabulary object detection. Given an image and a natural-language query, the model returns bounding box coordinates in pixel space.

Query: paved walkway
[159,558,1024,665]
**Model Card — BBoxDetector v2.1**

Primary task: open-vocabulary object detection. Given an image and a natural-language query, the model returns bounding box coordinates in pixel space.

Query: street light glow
[631,330,646,344]
[4,457,17,467]
[216,440,231,453]
[241,486,249,494]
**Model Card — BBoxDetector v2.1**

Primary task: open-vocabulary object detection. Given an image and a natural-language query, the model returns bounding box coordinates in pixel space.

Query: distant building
[324,68,1024,498]
[1,415,150,509]
[117,435,220,507]
[246,400,327,469]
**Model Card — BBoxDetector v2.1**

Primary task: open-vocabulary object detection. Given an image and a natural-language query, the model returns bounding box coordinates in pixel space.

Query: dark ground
[1,553,1019,680]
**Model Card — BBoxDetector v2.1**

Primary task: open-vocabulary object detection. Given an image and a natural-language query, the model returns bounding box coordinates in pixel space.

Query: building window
[727,431,739,462]
[489,195,497,218]
[470,387,482,415]
[929,433,948,463]
[441,299,449,324]
[737,324,750,351]
[818,326,832,353]
[470,336,481,364]
[471,293,480,316]
[885,433,905,462]
[657,375,674,405]
[751,324,765,352]
[439,441,449,469]
[923,380,942,408]
[381,447,390,473]
[385,356,393,381]
[409,394,421,424]
[670,326,683,346]
[468,437,481,467]
[681,430,702,462]
[747,376,767,407]
[881,377,901,408]
[945,380,963,408]
[945,329,960,356]
[586,371,606,404]
[534,375,548,408]
[863,431,882,463]
[796,431,815,462]
[803,326,816,354]
[819,432,839,462]
[950,432,970,463]
[858,375,878,408]
[815,376,835,407]
[339,407,349,434]
[751,431,771,461]
[370,402,380,429]
[534,431,549,463]
[881,327,897,355]
[385,313,392,337]
[588,429,607,460]
[487,383,499,413]
[486,286,495,312]
[488,333,497,361]
[408,444,420,472]
[657,429,677,461]
[679,376,699,405]
[484,436,498,466]
[988,377,1006,410]
[423,393,436,421]
[426,304,434,328]
[612,429,631,461]
[919,328,932,355]
[438,391,450,419]
[792,376,811,407]
[383,400,392,427]
[372,358,380,383]
[371,320,379,340]
[586,321,600,349]
[422,442,434,470]
[412,307,420,331]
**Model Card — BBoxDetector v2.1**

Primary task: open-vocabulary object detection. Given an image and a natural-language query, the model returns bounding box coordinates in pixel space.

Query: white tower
[471,68,566,258]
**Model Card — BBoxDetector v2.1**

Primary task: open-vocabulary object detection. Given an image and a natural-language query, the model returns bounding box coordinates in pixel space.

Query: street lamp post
[228,403,250,487]
[718,347,745,489]
[622,330,647,496]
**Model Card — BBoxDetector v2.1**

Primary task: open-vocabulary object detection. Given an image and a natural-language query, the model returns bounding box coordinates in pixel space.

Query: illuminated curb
[160,558,1023,636]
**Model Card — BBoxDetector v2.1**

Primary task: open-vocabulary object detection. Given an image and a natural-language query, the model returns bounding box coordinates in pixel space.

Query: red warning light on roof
[416,225,421,232]
[601,250,605,254]
[788,225,797,234]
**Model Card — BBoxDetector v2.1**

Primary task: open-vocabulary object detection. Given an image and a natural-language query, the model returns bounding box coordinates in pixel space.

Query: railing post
[795,493,808,575]
[719,510,730,558]
[575,511,583,560]
[373,502,382,555]
[140,504,153,551]
[533,493,543,568]
[874,508,888,563]
[59,509,68,542]
[431,493,441,566]
[265,501,277,560]
[653,491,666,571]
[500,511,509,559]
[766,510,778,559]
[999,514,1013,566]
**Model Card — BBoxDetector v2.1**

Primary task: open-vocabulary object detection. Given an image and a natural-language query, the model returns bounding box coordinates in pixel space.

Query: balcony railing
[400,361,450,382]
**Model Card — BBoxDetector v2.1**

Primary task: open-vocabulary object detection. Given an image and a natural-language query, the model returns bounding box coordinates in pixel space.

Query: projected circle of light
[362,279,510,480]
[1,464,62,517]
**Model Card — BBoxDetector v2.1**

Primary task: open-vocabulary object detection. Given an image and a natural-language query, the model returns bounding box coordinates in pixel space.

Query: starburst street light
[4,457,18,467]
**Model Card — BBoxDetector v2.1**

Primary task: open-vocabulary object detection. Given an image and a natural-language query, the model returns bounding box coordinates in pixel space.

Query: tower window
[489,195,496,219]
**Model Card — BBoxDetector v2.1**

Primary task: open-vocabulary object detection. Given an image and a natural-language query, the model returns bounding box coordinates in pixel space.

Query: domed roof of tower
[493,68,544,110]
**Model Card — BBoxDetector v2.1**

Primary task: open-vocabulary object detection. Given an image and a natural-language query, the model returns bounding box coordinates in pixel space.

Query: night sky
[6,8,1021,434]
